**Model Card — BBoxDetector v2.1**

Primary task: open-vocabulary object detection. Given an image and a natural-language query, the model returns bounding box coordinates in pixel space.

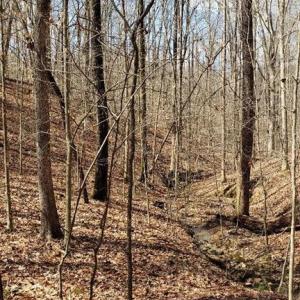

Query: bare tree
[34,0,63,239]
[92,0,109,201]
[63,0,72,244]
[121,0,130,183]
[111,3,155,298]
[288,13,300,299]
[139,0,148,183]
[221,0,227,183]
[236,0,255,216]
[279,0,288,171]
[0,0,13,231]
[170,0,179,176]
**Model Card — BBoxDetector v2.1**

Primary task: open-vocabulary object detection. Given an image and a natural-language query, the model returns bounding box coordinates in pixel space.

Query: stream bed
[183,221,300,297]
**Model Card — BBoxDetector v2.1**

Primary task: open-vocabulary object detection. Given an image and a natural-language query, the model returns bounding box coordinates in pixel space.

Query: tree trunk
[44,67,89,204]
[170,0,179,174]
[14,0,89,204]
[279,0,288,171]
[121,0,130,183]
[139,0,148,183]
[34,0,63,239]
[232,1,239,170]
[1,0,13,231]
[236,0,255,217]
[63,0,72,245]
[126,52,137,300]
[115,2,155,297]
[288,15,300,300]
[91,0,109,201]
[268,54,276,155]
[221,0,227,183]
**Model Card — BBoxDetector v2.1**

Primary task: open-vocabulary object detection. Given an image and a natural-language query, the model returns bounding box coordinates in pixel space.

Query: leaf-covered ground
[178,158,300,299]
[0,81,286,299]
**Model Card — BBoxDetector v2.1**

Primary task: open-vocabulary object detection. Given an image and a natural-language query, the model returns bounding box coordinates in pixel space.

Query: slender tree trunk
[1,0,13,231]
[232,1,239,170]
[268,54,276,155]
[257,4,277,155]
[15,0,89,204]
[288,16,300,300]
[114,3,155,297]
[122,0,129,183]
[279,0,288,171]
[15,28,24,176]
[19,64,24,175]
[34,0,63,239]
[221,0,227,183]
[126,30,140,300]
[151,0,167,183]
[139,0,148,183]
[63,0,72,244]
[91,0,109,201]
[126,55,137,300]
[236,0,255,217]
[178,0,185,152]
[185,2,191,174]
[170,0,179,175]
[83,0,91,131]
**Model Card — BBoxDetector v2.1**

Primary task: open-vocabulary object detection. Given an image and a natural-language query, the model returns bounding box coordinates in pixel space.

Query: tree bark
[1,0,13,231]
[91,0,109,201]
[63,0,72,245]
[236,0,255,216]
[221,0,227,183]
[170,0,179,174]
[288,14,300,299]
[268,53,276,155]
[34,0,63,239]
[122,0,129,183]
[13,0,89,203]
[139,0,148,183]
[279,0,288,171]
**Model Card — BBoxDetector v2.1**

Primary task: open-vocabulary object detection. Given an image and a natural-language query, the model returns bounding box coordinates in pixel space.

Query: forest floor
[177,158,300,298]
[0,80,291,299]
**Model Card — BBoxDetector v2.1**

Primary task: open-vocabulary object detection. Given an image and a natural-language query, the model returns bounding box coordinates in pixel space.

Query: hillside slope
[0,80,285,299]
[178,158,299,298]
